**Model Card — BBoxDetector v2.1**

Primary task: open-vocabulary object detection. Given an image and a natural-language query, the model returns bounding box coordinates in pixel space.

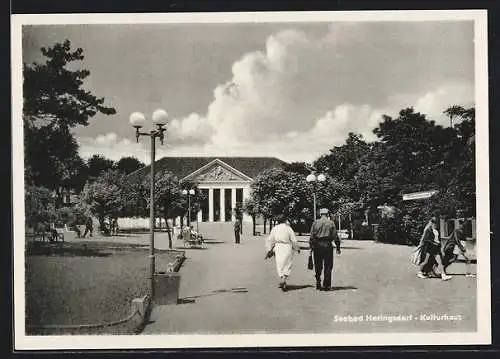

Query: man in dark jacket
[234,219,241,244]
[83,216,93,238]
[310,208,341,291]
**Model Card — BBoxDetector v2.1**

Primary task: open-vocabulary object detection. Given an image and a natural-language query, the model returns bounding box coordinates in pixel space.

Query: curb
[26,295,151,335]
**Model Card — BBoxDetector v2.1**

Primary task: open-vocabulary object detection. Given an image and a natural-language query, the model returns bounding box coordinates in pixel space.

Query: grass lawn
[25,241,182,335]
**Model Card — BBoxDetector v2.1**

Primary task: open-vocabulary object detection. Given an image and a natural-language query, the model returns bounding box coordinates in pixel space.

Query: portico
[183,159,252,223]
[127,156,287,224]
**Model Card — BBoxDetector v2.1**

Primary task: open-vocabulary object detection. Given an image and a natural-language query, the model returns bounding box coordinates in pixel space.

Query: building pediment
[182,159,253,183]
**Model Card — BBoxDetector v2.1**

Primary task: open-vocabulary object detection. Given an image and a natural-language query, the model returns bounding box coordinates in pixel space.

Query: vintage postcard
[12,10,490,349]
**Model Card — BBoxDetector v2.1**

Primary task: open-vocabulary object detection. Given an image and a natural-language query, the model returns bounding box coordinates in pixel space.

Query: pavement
[141,222,477,334]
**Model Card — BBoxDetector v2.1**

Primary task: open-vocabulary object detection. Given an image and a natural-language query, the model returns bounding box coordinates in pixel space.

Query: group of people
[265,208,341,292]
[413,216,472,280]
[72,217,119,238]
[264,209,472,292]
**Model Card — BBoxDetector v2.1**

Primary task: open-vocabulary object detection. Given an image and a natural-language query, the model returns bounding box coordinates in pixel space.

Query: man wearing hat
[310,208,341,291]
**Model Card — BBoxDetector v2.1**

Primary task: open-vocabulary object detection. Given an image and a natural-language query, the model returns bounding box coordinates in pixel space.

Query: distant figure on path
[310,208,341,291]
[83,216,93,238]
[415,217,452,281]
[265,214,300,292]
[111,218,119,235]
[234,219,241,244]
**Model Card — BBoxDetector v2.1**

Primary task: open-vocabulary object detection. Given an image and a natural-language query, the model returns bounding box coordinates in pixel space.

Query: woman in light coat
[265,215,300,291]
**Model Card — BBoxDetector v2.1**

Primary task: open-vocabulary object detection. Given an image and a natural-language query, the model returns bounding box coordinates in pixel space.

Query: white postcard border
[11,9,491,350]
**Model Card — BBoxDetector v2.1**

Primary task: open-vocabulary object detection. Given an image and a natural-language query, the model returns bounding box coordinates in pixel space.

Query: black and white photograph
[11,10,490,349]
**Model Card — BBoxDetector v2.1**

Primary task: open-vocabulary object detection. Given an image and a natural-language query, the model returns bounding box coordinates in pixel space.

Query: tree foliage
[247,105,475,243]
[115,156,145,175]
[23,40,116,195]
[86,155,115,181]
[78,170,126,232]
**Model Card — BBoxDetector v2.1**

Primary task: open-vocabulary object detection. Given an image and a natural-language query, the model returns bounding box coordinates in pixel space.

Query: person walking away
[265,214,300,292]
[415,217,452,281]
[83,216,93,238]
[111,218,119,235]
[442,219,472,276]
[310,208,341,291]
[234,218,241,244]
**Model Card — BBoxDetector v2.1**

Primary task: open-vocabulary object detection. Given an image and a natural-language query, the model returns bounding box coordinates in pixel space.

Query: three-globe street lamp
[182,189,196,232]
[306,173,326,221]
[129,109,169,301]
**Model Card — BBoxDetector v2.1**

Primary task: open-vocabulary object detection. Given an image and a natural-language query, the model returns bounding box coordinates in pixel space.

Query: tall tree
[78,170,126,234]
[283,161,314,175]
[86,155,115,180]
[115,156,145,175]
[314,132,370,201]
[23,39,116,195]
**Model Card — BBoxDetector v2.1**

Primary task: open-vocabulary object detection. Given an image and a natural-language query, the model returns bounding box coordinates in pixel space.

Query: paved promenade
[142,223,477,334]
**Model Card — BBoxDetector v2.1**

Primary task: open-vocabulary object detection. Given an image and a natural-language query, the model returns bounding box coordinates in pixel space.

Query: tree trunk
[164,215,172,249]
[263,218,267,234]
[252,215,256,236]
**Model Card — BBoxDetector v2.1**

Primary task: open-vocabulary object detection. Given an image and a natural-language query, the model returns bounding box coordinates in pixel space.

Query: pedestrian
[111,218,119,235]
[83,216,93,238]
[309,208,341,291]
[234,218,241,244]
[441,219,472,276]
[265,214,300,292]
[414,217,452,281]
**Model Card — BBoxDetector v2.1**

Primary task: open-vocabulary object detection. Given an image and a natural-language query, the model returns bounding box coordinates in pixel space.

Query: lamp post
[306,173,326,221]
[182,189,195,230]
[129,109,169,301]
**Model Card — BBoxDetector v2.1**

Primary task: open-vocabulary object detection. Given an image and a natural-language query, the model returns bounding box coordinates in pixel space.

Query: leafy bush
[25,185,56,229]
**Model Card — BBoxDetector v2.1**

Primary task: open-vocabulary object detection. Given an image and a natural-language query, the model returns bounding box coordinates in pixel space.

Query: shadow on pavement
[173,246,208,250]
[284,284,313,291]
[179,287,249,303]
[329,286,358,291]
[204,241,226,244]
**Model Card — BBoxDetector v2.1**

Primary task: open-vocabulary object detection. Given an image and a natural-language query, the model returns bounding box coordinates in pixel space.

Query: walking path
[143,223,477,334]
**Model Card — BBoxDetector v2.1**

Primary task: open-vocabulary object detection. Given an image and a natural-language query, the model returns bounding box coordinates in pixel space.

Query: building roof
[127,156,288,182]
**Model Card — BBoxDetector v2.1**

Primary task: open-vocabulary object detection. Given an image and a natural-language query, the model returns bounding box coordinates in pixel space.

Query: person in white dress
[265,215,300,291]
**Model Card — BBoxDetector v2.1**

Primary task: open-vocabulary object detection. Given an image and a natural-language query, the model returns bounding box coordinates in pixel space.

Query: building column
[208,188,214,222]
[231,187,237,221]
[197,210,202,223]
[220,188,225,222]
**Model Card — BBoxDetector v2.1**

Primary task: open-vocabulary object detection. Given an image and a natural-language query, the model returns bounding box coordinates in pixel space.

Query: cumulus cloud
[76,22,474,163]
[168,23,474,152]
[414,83,474,126]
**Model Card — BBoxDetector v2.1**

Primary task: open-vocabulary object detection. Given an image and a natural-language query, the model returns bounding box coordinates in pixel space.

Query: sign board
[402,190,438,201]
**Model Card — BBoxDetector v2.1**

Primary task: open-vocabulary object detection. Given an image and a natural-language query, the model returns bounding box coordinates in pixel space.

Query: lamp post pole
[149,134,155,300]
[130,109,169,302]
[312,191,317,221]
[306,173,326,222]
[182,189,195,229]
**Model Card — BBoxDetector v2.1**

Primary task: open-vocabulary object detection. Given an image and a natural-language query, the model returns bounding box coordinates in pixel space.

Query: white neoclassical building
[128,157,286,223]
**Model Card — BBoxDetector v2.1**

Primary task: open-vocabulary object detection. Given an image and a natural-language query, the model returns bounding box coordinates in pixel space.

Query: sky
[22,20,475,164]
